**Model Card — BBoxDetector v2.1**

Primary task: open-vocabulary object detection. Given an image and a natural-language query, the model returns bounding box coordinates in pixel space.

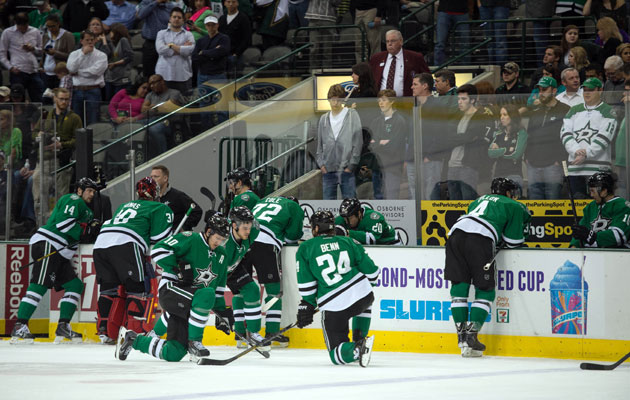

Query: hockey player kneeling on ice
[296,211,379,367]
[11,177,97,344]
[334,198,401,245]
[94,177,173,344]
[445,177,531,357]
[570,172,630,248]
[115,213,231,361]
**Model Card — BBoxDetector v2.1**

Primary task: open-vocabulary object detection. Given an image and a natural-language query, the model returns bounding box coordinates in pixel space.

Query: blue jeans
[198,73,228,128]
[423,159,443,200]
[434,12,470,66]
[372,169,384,199]
[146,116,170,159]
[288,0,309,29]
[568,175,589,199]
[72,88,101,126]
[531,20,550,66]
[322,171,356,200]
[13,170,35,221]
[527,162,563,199]
[478,6,509,66]
[10,71,45,103]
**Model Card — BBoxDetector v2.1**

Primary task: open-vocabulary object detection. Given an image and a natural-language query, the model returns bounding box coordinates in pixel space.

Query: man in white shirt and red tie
[368,30,430,97]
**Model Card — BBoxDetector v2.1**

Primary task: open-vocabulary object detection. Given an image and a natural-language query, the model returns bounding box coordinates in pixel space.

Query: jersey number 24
[317,251,351,286]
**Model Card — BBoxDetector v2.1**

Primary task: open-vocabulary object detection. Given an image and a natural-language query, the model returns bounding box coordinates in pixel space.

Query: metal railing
[292,24,367,69]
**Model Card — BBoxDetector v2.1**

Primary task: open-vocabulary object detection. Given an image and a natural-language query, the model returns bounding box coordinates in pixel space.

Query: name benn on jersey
[320,242,340,253]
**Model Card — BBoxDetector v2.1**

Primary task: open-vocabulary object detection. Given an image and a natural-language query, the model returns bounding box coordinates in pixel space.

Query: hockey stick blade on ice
[214,313,270,359]
[580,351,630,370]
[198,322,297,366]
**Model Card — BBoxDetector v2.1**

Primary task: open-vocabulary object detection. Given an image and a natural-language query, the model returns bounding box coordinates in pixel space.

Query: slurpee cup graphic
[550,260,588,334]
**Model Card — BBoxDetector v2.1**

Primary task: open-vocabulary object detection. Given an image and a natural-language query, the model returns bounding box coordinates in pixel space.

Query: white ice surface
[0,341,628,400]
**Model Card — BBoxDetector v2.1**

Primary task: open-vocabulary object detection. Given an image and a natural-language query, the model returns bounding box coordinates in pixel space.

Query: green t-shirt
[1,127,22,160]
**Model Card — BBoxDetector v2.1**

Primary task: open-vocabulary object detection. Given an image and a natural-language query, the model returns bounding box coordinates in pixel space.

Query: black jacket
[159,186,202,231]
[525,100,570,168]
[192,32,231,76]
[218,12,252,57]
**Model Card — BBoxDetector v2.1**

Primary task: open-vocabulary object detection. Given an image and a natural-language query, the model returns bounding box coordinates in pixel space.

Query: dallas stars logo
[194,265,217,287]
[591,212,612,232]
[574,121,598,144]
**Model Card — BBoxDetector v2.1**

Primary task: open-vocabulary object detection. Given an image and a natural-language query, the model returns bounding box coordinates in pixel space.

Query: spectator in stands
[530,45,563,90]
[9,84,38,165]
[353,0,385,59]
[597,17,624,66]
[0,109,22,167]
[137,0,175,78]
[55,62,73,104]
[102,0,137,30]
[142,74,185,158]
[109,78,149,123]
[568,46,590,81]
[444,84,491,200]
[219,0,252,74]
[618,43,630,65]
[0,86,9,102]
[585,62,605,81]
[316,84,362,200]
[185,0,213,40]
[527,63,565,107]
[474,80,499,191]
[561,77,618,198]
[434,0,470,66]
[88,18,114,59]
[0,13,45,102]
[41,14,74,90]
[63,0,109,33]
[478,0,509,66]
[525,76,571,200]
[603,55,626,119]
[288,0,309,29]
[584,0,627,32]
[156,7,195,93]
[495,62,529,109]
[488,104,528,193]
[254,0,289,50]
[369,30,430,97]
[526,0,556,64]
[305,0,336,70]
[615,78,630,198]
[624,62,630,81]
[560,25,600,67]
[411,73,446,200]
[435,68,457,97]
[347,61,377,135]
[28,0,62,31]
[557,67,584,106]
[192,15,230,85]
[368,89,408,199]
[105,23,134,100]
[67,30,108,125]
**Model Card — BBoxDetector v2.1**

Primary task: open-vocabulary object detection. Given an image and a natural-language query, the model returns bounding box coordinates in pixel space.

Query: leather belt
[74,85,100,91]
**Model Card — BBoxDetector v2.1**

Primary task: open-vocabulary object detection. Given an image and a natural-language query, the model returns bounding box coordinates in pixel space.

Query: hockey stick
[482,245,503,271]
[19,241,79,270]
[580,351,630,370]
[262,292,282,313]
[562,161,581,225]
[214,313,270,359]
[174,204,195,234]
[198,322,298,366]
[199,187,217,211]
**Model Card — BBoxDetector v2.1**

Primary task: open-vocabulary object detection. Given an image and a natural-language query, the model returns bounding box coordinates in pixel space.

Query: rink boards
[0,243,628,361]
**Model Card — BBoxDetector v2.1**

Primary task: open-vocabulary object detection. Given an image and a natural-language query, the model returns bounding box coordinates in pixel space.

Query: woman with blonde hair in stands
[568,46,590,81]
[596,17,624,65]
[617,43,630,65]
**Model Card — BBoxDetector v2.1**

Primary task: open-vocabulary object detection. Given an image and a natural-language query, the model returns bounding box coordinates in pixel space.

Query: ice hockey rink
[0,342,628,400]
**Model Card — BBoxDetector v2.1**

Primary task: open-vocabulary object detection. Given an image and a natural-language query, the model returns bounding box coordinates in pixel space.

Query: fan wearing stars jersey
[114,213,232,362]
[560,77,618,198]
[570,172,630,248]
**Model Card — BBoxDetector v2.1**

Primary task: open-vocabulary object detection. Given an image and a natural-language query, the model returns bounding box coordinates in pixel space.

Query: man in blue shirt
[136,0,174,77]
[103,0,137,30]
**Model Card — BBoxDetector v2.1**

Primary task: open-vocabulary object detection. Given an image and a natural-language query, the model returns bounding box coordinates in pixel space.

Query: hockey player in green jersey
[11,178,97,344]
[115,213,232,362]
[226,167,260,211]
[296,211,380,367]
[445,177,531,357]
[570,172,630,248]
[334,198,401,245]
[94,177,174,343]
[242,195,304,347]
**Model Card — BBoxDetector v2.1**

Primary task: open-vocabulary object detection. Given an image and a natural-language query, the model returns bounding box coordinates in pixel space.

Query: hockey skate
[356,335,375,367]
[54,322,83,344]
[248,331,271,352]
[98,328,116,345]
[461,323,486,358]
[456,322,467,349]
[265,332,289,348]
[235,332,248,349]
[10,322,35,344]
[115,327,138,361]
[188,341,210,358]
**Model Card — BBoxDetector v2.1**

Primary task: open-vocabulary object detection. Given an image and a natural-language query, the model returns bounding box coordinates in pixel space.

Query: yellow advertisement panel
[421,199,591,248]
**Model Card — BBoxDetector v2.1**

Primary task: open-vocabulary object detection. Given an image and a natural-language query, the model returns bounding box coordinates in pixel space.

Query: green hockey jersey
[296,235,380,312]
[94,199,173,255]
[222,222,260,272]
[560,102,618,176]
[334,208,398,245]
[151,232,229,309]
[252,196,304,249]
[570,197,630,248]
[230,190,260,211]
[449,194,531,248]
[29,193,94,259]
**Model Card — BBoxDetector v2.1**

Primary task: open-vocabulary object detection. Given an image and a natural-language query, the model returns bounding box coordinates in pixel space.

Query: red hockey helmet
[136,176,159,200]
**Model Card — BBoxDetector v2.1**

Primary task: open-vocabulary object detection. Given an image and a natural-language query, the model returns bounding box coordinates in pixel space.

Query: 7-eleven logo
[497,308,509,323]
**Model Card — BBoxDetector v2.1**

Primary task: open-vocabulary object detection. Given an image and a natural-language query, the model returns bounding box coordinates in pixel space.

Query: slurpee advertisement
[549,260,588,334]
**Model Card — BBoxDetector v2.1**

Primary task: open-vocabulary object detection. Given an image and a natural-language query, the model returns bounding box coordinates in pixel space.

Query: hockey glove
[571,225,597,245]
[335,225,348,236]
[214,307,234,335]
[296,300,315,328]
